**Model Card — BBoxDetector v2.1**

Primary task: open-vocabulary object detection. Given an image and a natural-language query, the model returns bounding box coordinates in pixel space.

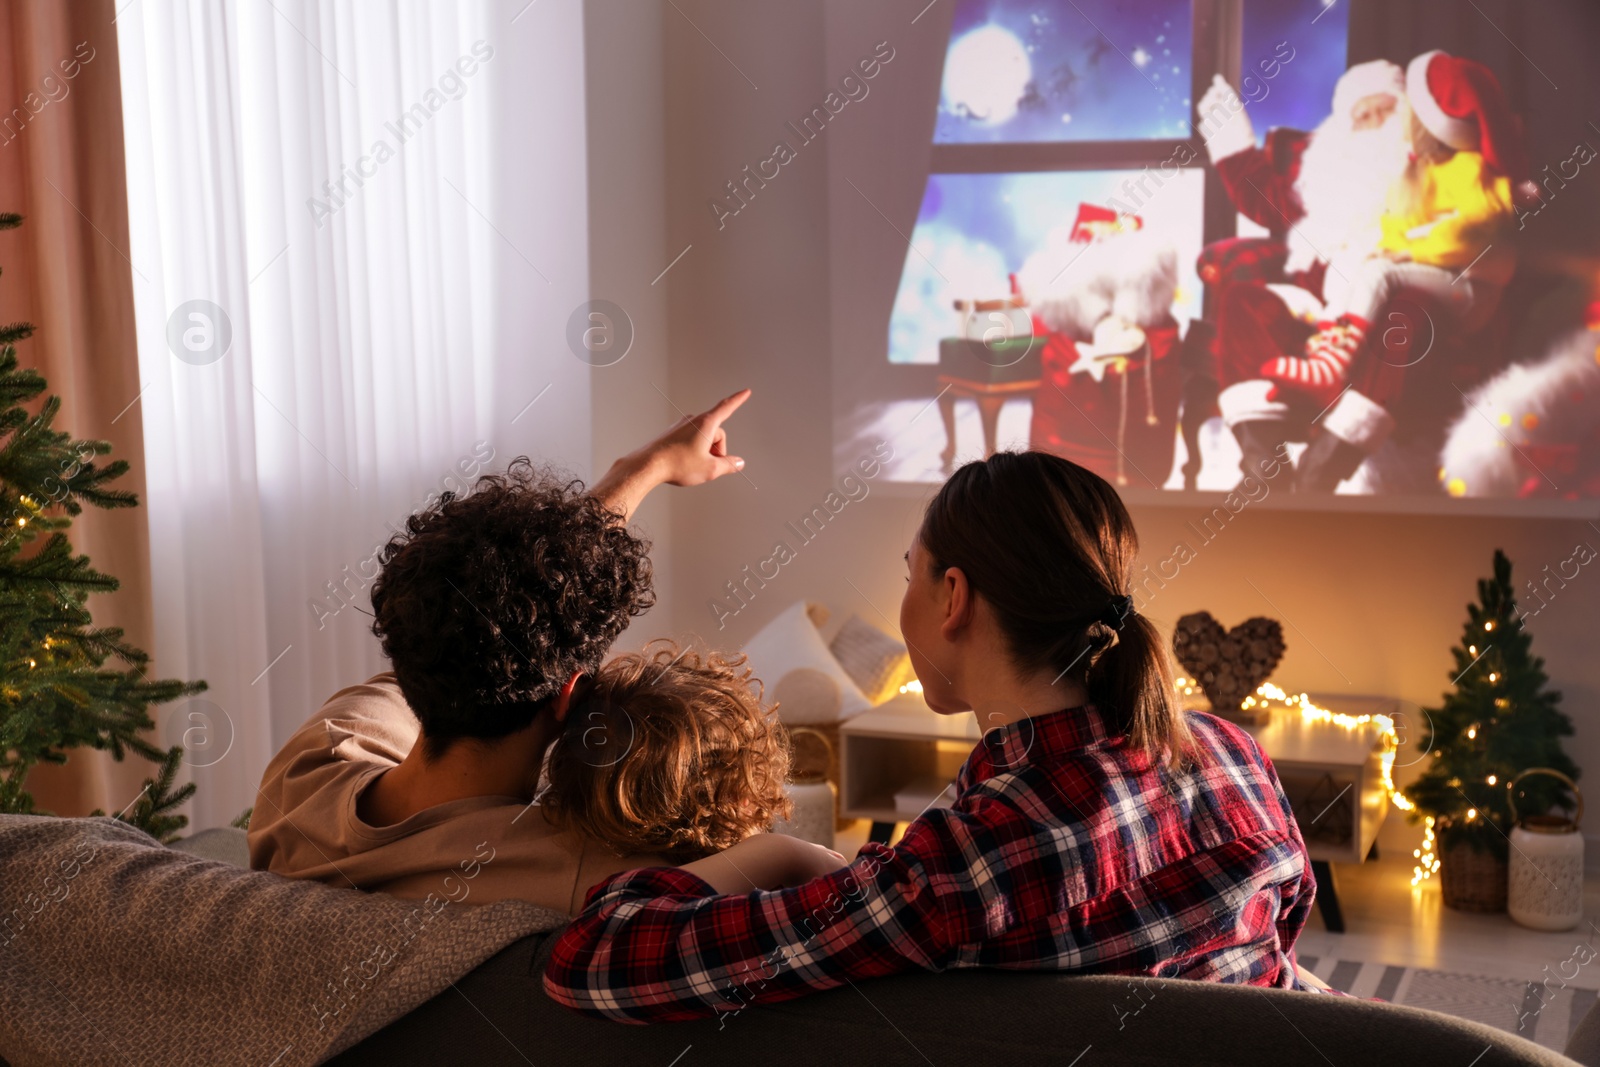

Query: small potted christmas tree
[1407,549,1578,911]
[0,211,205,841]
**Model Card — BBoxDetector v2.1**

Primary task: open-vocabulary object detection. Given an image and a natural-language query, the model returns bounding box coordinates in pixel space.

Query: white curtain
[118,0,594,828]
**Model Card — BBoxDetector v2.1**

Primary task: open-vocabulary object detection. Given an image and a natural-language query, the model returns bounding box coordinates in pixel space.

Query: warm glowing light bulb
[1469,645,1477,655]
[1488,673,1498,683]
[1467,727,1477,739]
[1485,621,1494,631]
[1487,774,1497,785]
[1467,808,1478,820]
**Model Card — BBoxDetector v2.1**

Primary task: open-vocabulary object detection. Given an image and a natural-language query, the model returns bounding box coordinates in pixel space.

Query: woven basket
[1440,840,1508,912]
[786,722,848,829]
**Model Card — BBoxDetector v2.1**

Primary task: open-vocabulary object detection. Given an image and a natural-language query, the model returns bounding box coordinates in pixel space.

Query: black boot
[1295,431,1366,492]
[1230,421,1289,490]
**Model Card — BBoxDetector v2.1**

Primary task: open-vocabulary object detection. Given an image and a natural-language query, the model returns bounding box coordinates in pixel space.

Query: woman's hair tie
[1100,594,1134,630]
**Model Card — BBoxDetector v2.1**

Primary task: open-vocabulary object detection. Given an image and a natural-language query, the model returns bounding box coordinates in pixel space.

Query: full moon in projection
[942,25,1031,126]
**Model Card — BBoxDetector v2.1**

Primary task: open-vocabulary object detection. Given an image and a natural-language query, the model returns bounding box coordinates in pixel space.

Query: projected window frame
[914,0,1351,327]
[934,0,1196,146]
[927,0,1226,252]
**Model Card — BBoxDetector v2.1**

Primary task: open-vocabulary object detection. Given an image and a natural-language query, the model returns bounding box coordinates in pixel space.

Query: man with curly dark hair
[366,457,659,758]
[247,390,838,913]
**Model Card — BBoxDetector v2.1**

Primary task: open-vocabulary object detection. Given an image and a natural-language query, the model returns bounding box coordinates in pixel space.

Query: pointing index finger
[700,388,752,429]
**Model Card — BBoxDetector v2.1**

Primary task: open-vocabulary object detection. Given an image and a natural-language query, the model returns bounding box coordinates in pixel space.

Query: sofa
[2,818,1595,1067]
[340,930,1598,1067]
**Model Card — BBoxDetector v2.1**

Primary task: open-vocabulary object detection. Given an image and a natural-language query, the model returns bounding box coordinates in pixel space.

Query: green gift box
[937,336,1044,385]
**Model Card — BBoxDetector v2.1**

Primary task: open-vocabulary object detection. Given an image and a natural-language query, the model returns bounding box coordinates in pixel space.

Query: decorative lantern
[1507,768,1585,932]
[774,727,837,850]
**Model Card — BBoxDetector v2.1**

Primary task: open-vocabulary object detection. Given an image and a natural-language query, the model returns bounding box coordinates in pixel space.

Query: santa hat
[1331,60,1405,124]
[1406,50,1526,182]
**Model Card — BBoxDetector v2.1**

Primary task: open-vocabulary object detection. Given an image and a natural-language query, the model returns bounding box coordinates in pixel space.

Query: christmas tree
[1407,549,1578,860]
[0,211,205,841]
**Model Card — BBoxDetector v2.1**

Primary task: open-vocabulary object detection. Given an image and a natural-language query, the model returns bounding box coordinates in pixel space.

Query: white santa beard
[1286,114,1410,273]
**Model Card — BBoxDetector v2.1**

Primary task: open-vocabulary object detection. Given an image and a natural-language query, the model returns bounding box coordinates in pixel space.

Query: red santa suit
[1197,61,1410,484]
[1204,126,1329,303]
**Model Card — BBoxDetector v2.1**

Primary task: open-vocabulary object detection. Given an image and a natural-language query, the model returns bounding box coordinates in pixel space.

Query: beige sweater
[248,673,665,914]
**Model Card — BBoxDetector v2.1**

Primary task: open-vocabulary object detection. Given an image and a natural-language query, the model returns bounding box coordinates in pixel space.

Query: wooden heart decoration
[1172,612,1286,716]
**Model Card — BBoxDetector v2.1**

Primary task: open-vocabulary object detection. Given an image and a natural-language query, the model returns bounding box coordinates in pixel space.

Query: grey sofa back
[333,930,1585,1067]
[0,817,565,1067]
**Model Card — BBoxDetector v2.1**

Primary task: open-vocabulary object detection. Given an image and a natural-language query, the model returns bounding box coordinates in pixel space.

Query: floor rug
[1299,955,1597,1053]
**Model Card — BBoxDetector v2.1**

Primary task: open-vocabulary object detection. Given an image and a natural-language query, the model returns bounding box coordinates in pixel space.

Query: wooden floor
[1296,856,1598,984]
[838,820,1599,984]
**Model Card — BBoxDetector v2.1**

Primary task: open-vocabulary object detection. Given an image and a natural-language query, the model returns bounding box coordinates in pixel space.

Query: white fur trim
[1322,389,1395,451]
[1205,115,1255,164]
[1219,380,1291,428]
[1197,76,1255,163]
[1439,328,1600,496]
[1265,283,1326,323]
[1406,50,1478,151]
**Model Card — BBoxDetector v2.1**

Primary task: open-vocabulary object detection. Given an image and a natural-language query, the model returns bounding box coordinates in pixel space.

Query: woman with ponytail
[546,452,1321,1022]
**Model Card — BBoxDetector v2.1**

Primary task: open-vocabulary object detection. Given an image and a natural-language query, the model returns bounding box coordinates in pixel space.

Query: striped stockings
[1261,314,1368,406]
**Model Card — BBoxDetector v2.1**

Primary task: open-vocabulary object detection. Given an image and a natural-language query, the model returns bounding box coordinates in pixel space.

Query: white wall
[584,0,679,645]
[606,0,1600,862]
[489,0,595,476]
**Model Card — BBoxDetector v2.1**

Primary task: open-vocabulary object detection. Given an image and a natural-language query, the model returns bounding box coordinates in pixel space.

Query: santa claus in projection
[1197,60,1413,490]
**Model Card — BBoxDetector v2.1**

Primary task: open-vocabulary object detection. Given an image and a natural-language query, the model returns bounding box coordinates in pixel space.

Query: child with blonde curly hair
[540,642,795,865]
[253,635,801,915]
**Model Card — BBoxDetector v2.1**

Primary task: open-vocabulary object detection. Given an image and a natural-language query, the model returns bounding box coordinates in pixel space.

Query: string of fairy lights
[900,674,1444,885]
[1227,680,1438,886]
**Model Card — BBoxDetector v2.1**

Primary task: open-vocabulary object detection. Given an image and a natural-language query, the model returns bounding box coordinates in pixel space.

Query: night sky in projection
[935,0,1194,143]
[933,0,1350,145]
[1242,0,1349,134]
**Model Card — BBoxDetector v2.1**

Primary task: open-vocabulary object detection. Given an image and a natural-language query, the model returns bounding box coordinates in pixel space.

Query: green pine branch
[0,323,34,346]
[92,745,197,844]
[0,213,208,823]
[1409,549,1578,860]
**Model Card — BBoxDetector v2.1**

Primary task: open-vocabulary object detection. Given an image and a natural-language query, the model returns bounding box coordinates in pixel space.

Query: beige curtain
[0,0,158,817]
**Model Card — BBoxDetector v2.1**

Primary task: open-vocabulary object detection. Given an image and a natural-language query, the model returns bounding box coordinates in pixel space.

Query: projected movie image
[933,0,1193,144]
[863,170,1206,487]
[841,0,1600,502]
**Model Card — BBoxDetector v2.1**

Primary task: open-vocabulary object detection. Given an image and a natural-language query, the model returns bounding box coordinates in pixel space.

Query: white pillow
[740,600,872,724]
[829,614,913,705]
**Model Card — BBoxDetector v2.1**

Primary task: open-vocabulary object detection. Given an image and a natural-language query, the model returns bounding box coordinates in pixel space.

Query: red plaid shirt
[1204,128,1328,299]
[544,706,1317,1023]
[1215,126,1310,235]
